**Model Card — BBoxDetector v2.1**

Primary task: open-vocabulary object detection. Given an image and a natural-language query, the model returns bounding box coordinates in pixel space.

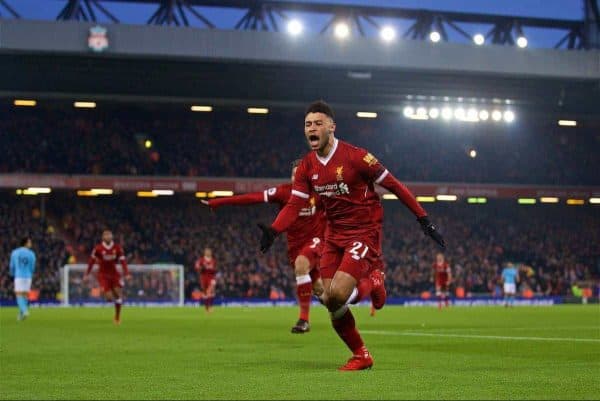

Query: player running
[84,229,131,325]
[9,237,36,321]
[501,262,519,307]
[259,100,445,370]
[201,160,326,333]
[195,247,217,313]
[432,253,452,309]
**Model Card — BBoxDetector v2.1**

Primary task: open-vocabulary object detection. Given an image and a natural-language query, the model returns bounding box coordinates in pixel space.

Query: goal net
[60,264,184,306]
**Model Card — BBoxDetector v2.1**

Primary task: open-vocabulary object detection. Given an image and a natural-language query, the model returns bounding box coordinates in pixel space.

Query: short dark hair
[291,159,302,169]
[20,237,31,247]
[305,100,335,121]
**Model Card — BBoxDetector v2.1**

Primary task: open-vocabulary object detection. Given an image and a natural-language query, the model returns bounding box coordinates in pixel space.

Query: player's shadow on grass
[280,360,337,370]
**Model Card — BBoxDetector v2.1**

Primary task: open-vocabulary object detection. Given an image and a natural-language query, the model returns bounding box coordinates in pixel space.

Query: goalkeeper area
[1,306,598,400]
[61,264,184,306]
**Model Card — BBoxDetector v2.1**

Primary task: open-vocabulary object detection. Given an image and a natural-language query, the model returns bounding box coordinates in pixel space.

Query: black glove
[417,216,446,249]
[257,223,278,253]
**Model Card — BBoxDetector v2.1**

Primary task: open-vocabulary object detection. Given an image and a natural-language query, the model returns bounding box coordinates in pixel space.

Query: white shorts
[14,278,32,293]
[504,283,516,294]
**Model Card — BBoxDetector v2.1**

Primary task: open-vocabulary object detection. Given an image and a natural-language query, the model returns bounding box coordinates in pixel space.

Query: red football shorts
[98,274,123,292]
[320,230,382,281]
[200,274,216,291]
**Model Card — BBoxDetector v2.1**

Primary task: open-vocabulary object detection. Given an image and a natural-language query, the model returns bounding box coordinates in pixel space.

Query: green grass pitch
[1,305,599,400]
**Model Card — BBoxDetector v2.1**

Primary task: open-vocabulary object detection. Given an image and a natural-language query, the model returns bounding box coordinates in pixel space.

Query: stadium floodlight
[467,108,478,121]
[380,26,396,42]
[195,192,207,198]
[436,195,457,201]
[441,107,453,120]
[454,107,465,120]
[14,99,36,107]
[152,190,174,196]
[403,106,414,118]
[137,191,158,197]
[491,110,503,121]
[540,197,559,203]
[334,22,350,39]
[382,194,397,200]
[247,107,269,114]
[518,198,536,204]
[566,199,585,205]
[190,105,212,112]
[516,36,528,48]
[503,110,515,123]
[473,34,485,45]
[27,187,51,194]
[356,112,377,118]
[558,120,577,127]
[287,19,303,36]
[479,110,489,121]
[211,190,234,197]
[416,107,428,117]
[589,198,600,204]
[469,149,477,158]
[428,108,440,119]
[467,197,487,204]
[429,31,441,43]
[74,101,96,108]
[144,140,152,149]
[90,188,113,195]
[416,196,436,202]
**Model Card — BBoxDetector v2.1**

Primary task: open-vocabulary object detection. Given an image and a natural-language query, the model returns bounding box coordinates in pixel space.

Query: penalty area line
[362,330,600,343]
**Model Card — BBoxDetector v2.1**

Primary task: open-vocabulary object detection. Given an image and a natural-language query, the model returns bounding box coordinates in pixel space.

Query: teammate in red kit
[84,229,130,325]
[432,253,452,309]
[259,100,445,371]
[201,160,326,333]
[195,247,217,313]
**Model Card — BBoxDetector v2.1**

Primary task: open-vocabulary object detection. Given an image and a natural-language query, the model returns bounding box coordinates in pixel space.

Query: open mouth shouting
[308,134,320,149]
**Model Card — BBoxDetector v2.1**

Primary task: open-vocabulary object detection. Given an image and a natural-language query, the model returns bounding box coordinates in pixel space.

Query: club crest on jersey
[299,197,317,217]
[363,153,378,166]
[336,166,344,181]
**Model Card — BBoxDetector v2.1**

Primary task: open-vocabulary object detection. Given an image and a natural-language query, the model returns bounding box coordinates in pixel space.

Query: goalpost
[60,264,185,306]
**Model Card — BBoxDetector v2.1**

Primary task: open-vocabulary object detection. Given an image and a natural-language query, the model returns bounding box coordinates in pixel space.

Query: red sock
[332,308,365,355]
[355,278,372,303]
[115,299,122,320]
[297,282,312,321]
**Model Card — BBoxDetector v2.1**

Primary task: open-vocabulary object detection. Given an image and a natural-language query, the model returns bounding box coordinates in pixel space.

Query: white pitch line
[362,330,600,343]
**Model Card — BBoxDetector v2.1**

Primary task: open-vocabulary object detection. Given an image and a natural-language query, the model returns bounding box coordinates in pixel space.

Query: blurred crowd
[1,107,598,185]
[1,194,598,302]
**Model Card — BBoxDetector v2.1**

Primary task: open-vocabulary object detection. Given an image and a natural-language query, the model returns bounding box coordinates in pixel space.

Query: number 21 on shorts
[349,241,369,260]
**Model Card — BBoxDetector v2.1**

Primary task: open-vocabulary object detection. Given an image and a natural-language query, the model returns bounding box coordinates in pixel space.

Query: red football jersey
[89,242,128,277]
[195,256,217,276]
[291,139,386,236]
[263,183,326,256]
[433,262,451,280]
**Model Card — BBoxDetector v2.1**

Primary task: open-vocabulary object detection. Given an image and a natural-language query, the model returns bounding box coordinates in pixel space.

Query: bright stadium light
[469,149,477,158]
[356,112,378,118]
[503,110,515,123]
[416,107,427,117]
[467,108,478,120]
[441,107,453,120]
[334,22,350,39]
[190,105,212,112]
[287,19,303,36]
[380,26,396,42]
[517,36,528,48]
[589,198,600,204]
[151,190,174,196]
[14,99,37,107]
[479,110,489,121]
[144,139,152,149]
[247,107,269,114]
[473,34,485,45]
[454,107,465,120]
[429,31,441,43]
[491,110,503,121]
[436,195,458,201]
[403,106,414,118]
[428,108,440,119]
[540,197,559,204]
[74,101,96,108]
[558,120,577,127]
[566,199,585,205]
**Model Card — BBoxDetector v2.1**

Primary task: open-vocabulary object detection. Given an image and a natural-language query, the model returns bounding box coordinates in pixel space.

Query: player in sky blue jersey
[9,237,36,321]
[501,262,519,307]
